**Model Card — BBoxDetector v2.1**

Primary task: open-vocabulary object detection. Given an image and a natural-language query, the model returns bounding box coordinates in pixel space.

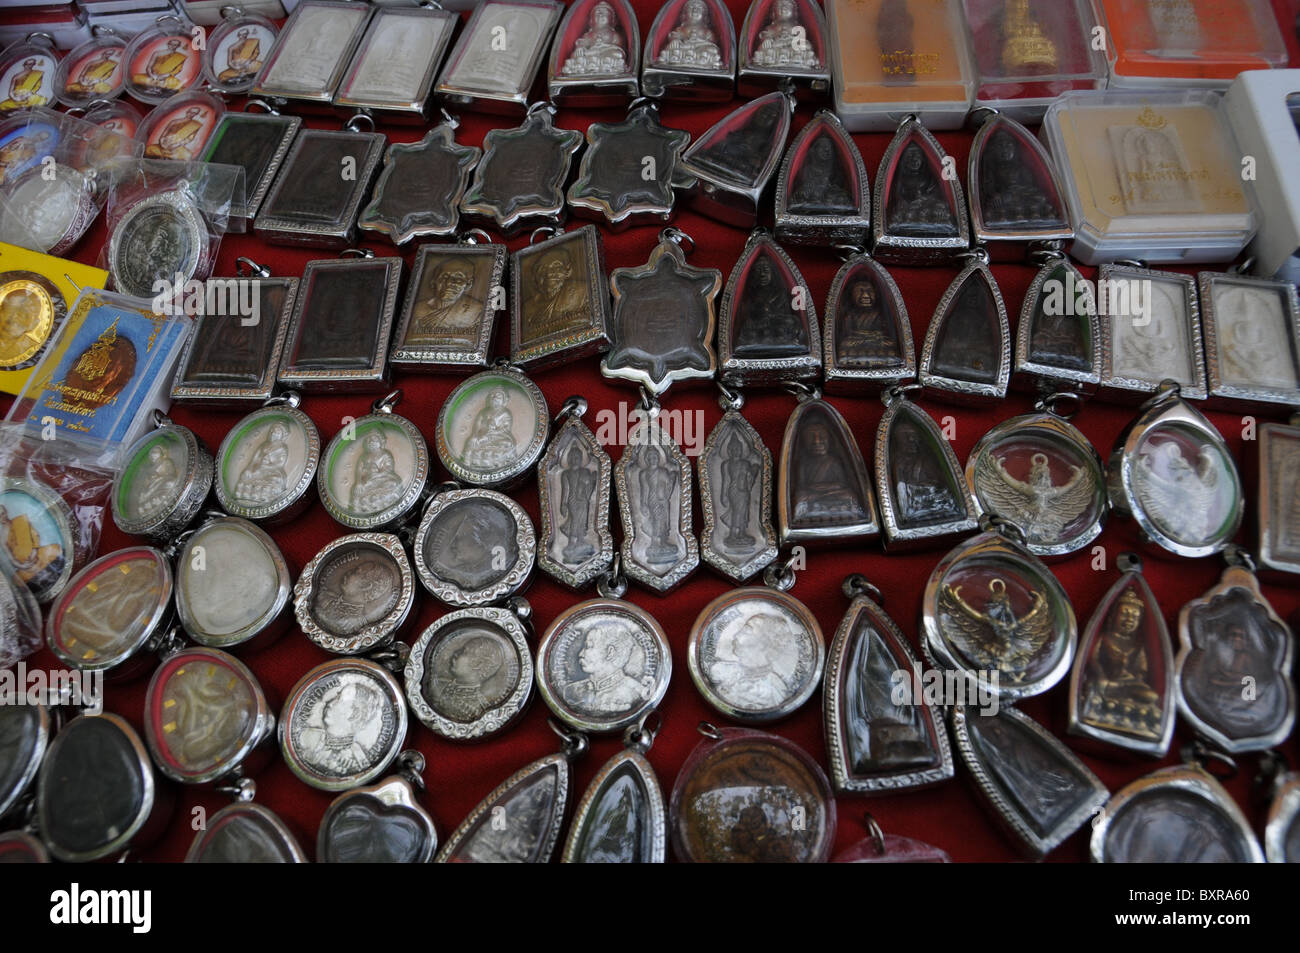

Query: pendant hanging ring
[842,574,882,603]
[863,813,887,856]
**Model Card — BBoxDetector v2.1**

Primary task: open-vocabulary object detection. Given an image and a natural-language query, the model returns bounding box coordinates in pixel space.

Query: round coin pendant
[687,587,825,722]
[295,533,415,656]
[112,418,213,542]
[413,489,535,607]
[108,189,208,299]
[144,646,274,784]
[670,725,835,863]
[186,802,306,863]
[404,606,533,742]
[318,400,430,530]
[279,658,408,792]
[215,399,321,524]
[537,598,671,734]
[436,367,549,489]
[0,273,62,372]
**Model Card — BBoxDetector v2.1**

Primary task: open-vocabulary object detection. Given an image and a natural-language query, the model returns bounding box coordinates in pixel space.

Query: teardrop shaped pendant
[615,413,699,592]
[1174,549,1296,754]
[1107,381,1244,559]
[698,388,777,582]
[967,112,1072,249]
[537,398,614,589]
[436,724,587,863]
[1091,763,1263,863]
[922,518,1077,701]
[919,254,1011,402]
[718,229,820,386]
[952,704,1107,859]
[965,393,1108,558]
[822,252,914,393]
[1014,254,1100,393]
[824,575,954,794]
[1068,553,1175,757]
[872,116,969,264]
[561,718,667,863]
[777,389,879,547]
[875,386,977,551]
[774,109,870,247]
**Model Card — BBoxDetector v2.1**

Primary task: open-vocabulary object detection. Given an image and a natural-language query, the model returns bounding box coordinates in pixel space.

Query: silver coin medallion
[0,163,97,257]
[112,418,213,542]
[698,403,777,582]
[296,533,415,655]
[107,190,207,299]
[405,606,533,742]
[437,367,549,489]
[279,657,408,792]
[615,417,699,592]
[319,396,431,530]
[687,586,825,722]
[537,598,671,733]
[413,488,536,607]
[537,408,614,589]
[215,399,321,523]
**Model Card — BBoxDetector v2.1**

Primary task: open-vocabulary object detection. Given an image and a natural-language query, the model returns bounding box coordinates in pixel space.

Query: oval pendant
[718,229,820,385]
[0,35,58,115]
[1108,382,1243,558]
[774,110,870,247]
[0,831,48,863]
[0,272,65,373]
[55,31,127,107]
[952,705,1107,859]
[919,257,1011,403]
[413,488,535,607]
[538,597,671,733]
[144,646,275,784]
[108,189,208,299]
[966,401,1108,558]
[1014,257,1100,393]
[615,417,699,592]
[1068,555,1175,757]
[698,402,777,582]
[923,524,1076,701]
[538,403,615,589]
[437,367,549,490]
[0,558,41,667]
[112,416,213,543]
[822,253,914,393]
[320,394,431,529]
[824,577,954,794]
[215,397,321,524]
[135,89,223,163]
[875,388,977,551]
[777,393,878,547]
[123,17,203,104]
[871,116,969,264]
[967,113,1071,247]
[36,713,162,862]
[1265,771,1300,863]
[670,725,835,863]
[1175,556,1296,753]
[1091,764,1263,863]
[562,723,667,863]
[0,475,81,604]
[318,757,438,863]
[186,801,306,863]
[46,546,172,679]
[0,163,98,257]
[404,606,533,742]
[0,701,49,823]
[687,586,825,722]
[202,7,278,94]
[295,533,416,655]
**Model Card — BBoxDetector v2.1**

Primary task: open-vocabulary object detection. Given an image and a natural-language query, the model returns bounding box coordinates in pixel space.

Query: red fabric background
[9,0,1300,862]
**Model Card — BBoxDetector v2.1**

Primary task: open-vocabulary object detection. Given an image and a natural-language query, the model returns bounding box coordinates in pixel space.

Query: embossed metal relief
[641,0,737,101]
[567,100,690,226]
[1098,265,1207,401]
[318,394,431,531]
[215,398,321,524]
[435,0,563,114]
[548,0,641,105]
[112,419,212,543]
[436,367,550,489]
[537,408,614,589]
[108,190,207,299]
[737,0,830,96]
[822,253,913,392]
[295,533,414,656]
[615,418,699,592]
[413,488,535,607]
[358,124,481,244]
[390,242,505,371]
[919,256,1010,402]
[698,403,777,582]
[778,394,878,547]
[774,110,868,246]
[510,225,611,370]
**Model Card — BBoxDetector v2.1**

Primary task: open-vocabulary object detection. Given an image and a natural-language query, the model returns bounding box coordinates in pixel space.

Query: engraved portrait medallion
[251,0,371,102]
[0,274,61,372]
[774,110,868,246]
[603,232,721,396]
[0,477,79,605]
[1015,258,1100,392]
[688,587,825,722]
[437,368,549,488]
[462,105,583,233]
[176,516,291,649]
[54,33,126,107]
[510,225,610,369]
[822,254,913,392]
[186,803,306,863]
[922,526,1077,701]
[615,418,699,592]
[670,726,834,863]
[296,533,414,655]
[698,407,777,582]
[1198,272,1300,410]
[203,10,278,94]
[319,403,430,529]
[538,598,671,733]
[280,658,407,792]
[952,705,1107,859]
[1175,561,1296,754]
[144,646,272,784]
[968,114,1071,244]
[920,258,1011,403]
[0,702,47,822]
[537,411,614,589]
[778,396,879,547]
[359,125,481,245]
[1257,420,1300,576]
[108,190,207,299]
[1068,557,1174,757]
[872,117,969,263]
[112,420,213,542]
[548,0,641,105]
[318,775,438,863]
[405,607,532,741]
[437,751,572,863]
[562,744,666,863]
[413,489,535,607]
[642,0,737,102]
[216,401,320,523]
[46,546,171,677]
[1091,764,1263,863]
[1099,265,1206,401]
[390,242,505,371]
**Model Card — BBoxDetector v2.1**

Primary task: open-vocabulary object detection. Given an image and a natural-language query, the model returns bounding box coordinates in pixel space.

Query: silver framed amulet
[108,189,208,299]
[1265,772,1300,863]
[318,393,431,530]
[358,124,481,245]
[872,117,969,265]
[0,701,50,823]
[537,404,615,590]
[1197,271,1300,411]
[687,586,825,722]
[186,802,307,863]
[698,401,777,583]
[249,0,372,107]
[1014,256,1100,394]
[774,109,869,247]
[215,396,321,524]
[1257,417,1300,577]
[548,0,642,107]
[437,367,550,490]
[509,225,611,370]
[966,112,1072,248]
[389,241,506,373]
[111,415,213,543]
[641,0,737,103]
[317,758,439,863]
[404,606,534,742]
[0,476,80,605]
[919,255,1011,404]
[737,0,830,98]
[821,253,914,393]
[413,488,536,607]
[295,533,415,656]
[562,725,667,863]
[615,417,699,593]
[537,597,671,734]
[434,0,564,116]
[1098,265,1207,402]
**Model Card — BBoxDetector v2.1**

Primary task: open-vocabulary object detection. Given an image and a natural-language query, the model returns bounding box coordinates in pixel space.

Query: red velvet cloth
[8,0,1300,863]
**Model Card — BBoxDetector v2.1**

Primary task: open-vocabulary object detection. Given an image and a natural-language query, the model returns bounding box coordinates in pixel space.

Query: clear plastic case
[1041,90,1257,264]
